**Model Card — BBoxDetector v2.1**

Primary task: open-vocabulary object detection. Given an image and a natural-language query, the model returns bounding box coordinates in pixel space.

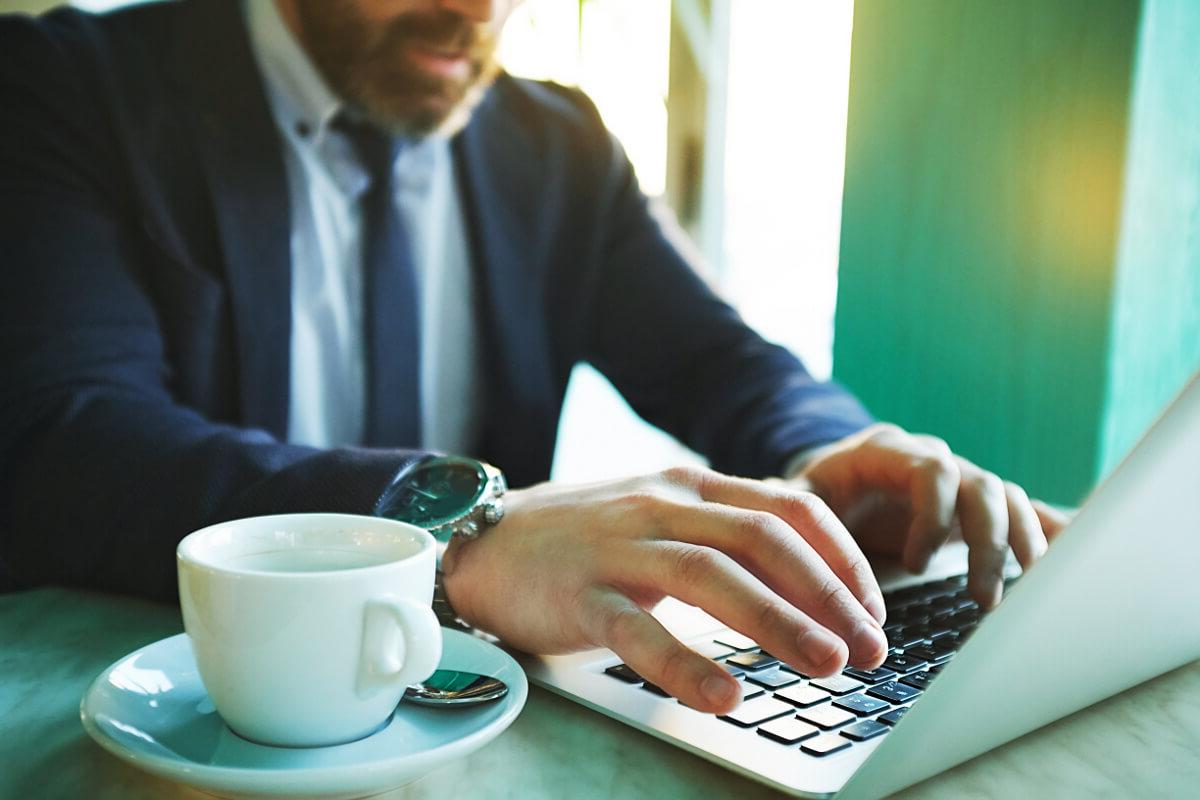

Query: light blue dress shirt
[244,0,481,453]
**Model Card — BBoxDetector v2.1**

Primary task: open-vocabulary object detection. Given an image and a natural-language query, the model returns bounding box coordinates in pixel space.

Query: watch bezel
[376,456,490,531]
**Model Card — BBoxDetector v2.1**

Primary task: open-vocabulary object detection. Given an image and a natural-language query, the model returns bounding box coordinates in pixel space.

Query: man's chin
[359,78,495,138]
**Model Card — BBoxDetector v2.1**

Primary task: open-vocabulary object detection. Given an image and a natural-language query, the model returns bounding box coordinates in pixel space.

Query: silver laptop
[518,373,1200,798]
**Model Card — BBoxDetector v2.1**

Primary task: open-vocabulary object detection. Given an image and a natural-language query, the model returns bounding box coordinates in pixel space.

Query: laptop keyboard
[602,573,1011,758]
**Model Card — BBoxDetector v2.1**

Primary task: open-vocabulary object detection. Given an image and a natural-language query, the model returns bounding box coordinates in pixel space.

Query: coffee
[226,548,394,573]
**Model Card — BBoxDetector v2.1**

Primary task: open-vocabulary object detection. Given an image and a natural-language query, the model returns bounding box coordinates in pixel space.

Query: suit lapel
[173,0,292,439]
[454,87,558,486]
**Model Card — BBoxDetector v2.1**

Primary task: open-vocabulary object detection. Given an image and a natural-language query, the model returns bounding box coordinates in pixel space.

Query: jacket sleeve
[0,16,420,601]
[571,97,874,478]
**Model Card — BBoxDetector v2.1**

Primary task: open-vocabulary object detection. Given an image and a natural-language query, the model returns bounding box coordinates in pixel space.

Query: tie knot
[334,114,403,184]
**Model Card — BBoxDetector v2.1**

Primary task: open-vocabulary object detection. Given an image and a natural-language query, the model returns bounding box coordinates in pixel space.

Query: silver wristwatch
[375,455,506,544]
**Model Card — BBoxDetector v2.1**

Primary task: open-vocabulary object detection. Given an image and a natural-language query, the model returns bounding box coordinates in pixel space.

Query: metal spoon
[403,669,508,708]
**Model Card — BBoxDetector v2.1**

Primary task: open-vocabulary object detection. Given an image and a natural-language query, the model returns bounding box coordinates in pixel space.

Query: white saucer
[80,630,528,799]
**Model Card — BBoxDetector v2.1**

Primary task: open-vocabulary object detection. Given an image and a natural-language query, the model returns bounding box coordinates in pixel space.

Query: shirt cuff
[780,440,840,479]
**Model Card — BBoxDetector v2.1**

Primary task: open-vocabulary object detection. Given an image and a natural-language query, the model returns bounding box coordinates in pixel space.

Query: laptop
[518,373,1200,798]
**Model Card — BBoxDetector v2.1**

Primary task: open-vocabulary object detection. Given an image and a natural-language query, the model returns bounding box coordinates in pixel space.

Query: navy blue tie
[336,117,422,447]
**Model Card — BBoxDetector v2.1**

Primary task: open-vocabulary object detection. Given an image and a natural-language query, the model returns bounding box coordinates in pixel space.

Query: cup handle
[357,596,442,698]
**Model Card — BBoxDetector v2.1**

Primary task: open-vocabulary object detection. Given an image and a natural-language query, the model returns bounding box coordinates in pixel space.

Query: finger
[955,459,1010,609]
[583,587,740,713]
[846,428,961,573]
[612,540,852,678]
[691,471,886,623]
[635,493,886,667]
[1032,499,1072,541]
[1004,481,1048,570]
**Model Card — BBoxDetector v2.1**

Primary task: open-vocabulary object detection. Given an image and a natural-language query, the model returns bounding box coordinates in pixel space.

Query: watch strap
[432,567,473,632]
[433,567,499,642]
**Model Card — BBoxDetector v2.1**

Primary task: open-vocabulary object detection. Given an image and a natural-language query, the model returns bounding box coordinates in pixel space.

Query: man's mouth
[404,42,471,80]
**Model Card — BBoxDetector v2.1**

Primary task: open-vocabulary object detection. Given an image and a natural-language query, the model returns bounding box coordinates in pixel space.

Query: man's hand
[440,466,888,714]
[787,424,1071,609]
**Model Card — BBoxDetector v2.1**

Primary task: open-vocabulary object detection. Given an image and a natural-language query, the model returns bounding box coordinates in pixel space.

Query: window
[505,2,856,481]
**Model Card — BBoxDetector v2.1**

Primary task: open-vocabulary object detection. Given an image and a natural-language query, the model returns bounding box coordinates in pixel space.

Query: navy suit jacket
[0,1,872,600]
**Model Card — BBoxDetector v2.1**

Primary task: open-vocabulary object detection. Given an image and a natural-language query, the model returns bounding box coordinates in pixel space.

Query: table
[2,587,1198,799]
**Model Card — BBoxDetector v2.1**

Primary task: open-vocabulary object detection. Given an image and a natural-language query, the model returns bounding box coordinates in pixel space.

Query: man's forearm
[0,389,424,600]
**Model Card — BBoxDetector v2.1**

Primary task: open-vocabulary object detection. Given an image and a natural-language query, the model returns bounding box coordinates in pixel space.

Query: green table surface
[2,587,1198,799]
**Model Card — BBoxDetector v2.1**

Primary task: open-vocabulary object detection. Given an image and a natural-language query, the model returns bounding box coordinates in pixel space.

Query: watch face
[385,458,486,529]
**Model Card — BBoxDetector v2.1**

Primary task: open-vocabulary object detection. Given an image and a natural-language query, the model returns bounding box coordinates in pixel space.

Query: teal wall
[1100,0,1200,473]
[833,0,1199,505]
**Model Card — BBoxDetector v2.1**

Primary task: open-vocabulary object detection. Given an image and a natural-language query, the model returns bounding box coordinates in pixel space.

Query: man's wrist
[782,442,835,479]
[433,538,498,641]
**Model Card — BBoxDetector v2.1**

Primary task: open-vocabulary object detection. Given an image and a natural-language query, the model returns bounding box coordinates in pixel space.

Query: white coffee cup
[177,513,442,747]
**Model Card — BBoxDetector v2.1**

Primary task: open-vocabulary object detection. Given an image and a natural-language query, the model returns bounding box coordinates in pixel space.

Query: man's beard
[292,1,502,137]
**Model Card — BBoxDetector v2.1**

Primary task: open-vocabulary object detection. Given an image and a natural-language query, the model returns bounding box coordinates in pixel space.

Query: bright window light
[536,1,856,481]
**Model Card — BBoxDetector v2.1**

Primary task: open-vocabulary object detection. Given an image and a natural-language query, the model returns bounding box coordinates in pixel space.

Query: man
[0,0,1066,715]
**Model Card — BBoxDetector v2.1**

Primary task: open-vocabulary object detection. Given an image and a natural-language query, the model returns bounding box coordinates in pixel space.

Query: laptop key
[886,630,927,650]
[903,646,952,664]
[796,704,857,730]
[928,638,958,656]
[867,680,922,704]
[713,630,757,651]
[718,696,794,728]
[877,706,910,726]
[690,641,735,660]
[737,680,765,701]
[952,608,982,626]
[929,610,957,627]
[746,668,800,689]
[641,682,672,697]
[757,716,820,745]
[775,683,831,708]
[604,663,643,684]
[832,693,891,716]
[898,671,935,691]
[809,674,865,695]
[778,663,811,679]
[843,666,898,684]
[881,653,928,674]
[903,625,935,641]
[800,733,853,756]
[722,662,746,678]
[841,719,890,741]
[726,651,780,671]
[894,608,931,626]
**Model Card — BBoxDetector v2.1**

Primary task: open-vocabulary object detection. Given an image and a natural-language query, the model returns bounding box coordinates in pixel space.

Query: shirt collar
[243,0,447,198]
[243,0,342,144]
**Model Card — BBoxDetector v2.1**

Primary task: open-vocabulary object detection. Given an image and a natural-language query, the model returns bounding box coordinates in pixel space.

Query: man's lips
[404,43,471,79]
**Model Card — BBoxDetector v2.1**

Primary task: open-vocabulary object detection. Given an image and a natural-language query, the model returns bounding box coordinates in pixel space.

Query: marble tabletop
[2,587,1197,799]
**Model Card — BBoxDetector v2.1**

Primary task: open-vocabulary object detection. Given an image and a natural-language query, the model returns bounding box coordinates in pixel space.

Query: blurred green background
[835,0,1200,505]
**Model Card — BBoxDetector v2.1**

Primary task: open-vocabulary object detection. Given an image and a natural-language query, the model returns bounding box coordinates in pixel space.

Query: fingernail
[701,674,735,707]
[797,629,845,675]
[854,621,886,662]
[973,578,1002,610]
